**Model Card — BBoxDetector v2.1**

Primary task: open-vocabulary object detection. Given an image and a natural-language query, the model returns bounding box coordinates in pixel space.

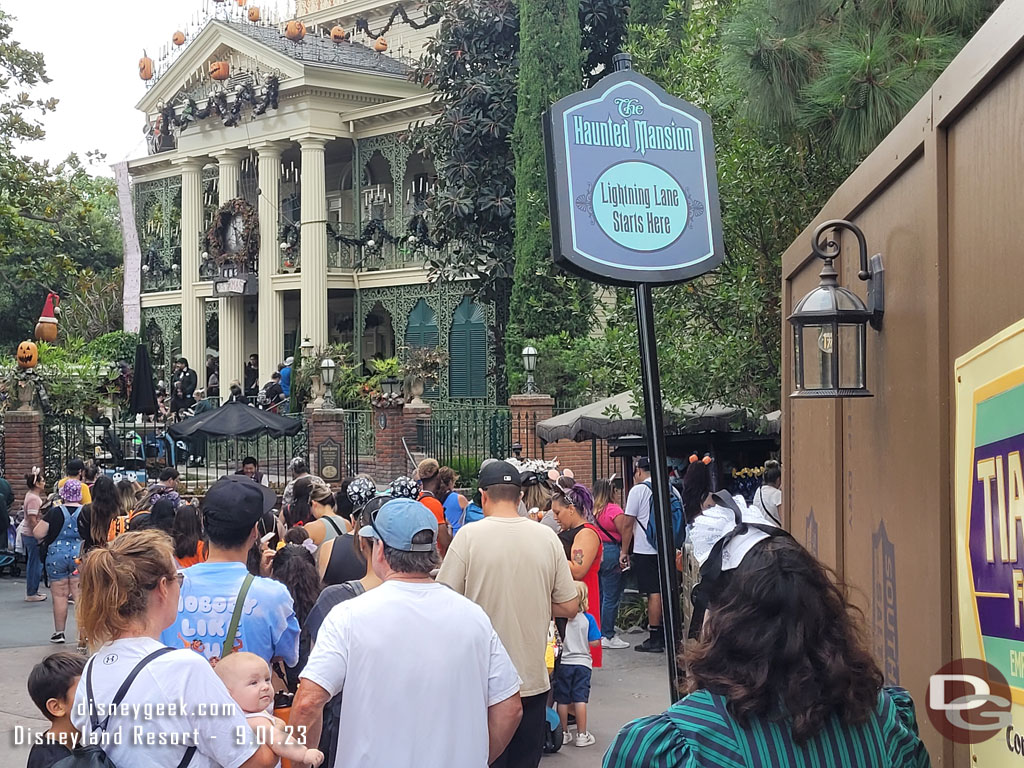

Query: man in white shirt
[618,457,671,653]
[437,460,578,768]
[291,498,523,768]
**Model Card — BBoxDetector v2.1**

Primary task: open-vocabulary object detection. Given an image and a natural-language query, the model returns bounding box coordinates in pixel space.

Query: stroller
[541,621,563,755]
[0,508,24,578]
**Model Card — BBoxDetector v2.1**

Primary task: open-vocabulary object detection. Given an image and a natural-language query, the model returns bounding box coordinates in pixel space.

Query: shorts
[552,663,592,705]
[45,552,77,582]
[633,552,662,595]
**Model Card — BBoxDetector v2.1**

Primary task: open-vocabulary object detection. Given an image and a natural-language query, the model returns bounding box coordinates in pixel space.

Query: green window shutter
[449,298,487,399]
[405,300,440,397]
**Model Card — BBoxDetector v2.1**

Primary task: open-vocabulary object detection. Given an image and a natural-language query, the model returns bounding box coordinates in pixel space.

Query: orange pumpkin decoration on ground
[210,61,231,81]
[330,25,347,43]
[374,36,388,52]
[139,52,154,81]
[17,341,38,369]
[248,6,261,21]
[285,20,306,41]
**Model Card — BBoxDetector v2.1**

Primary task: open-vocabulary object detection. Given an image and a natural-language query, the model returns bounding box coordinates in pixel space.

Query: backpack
[641,480,686,551]
[107,515,130,542]
[52,648,195,768]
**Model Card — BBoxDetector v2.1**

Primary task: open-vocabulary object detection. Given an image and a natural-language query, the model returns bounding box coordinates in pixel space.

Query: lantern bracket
[812,219,884,330]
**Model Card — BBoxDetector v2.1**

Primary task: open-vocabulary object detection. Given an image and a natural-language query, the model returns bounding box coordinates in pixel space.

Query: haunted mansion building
[124,0,492,401]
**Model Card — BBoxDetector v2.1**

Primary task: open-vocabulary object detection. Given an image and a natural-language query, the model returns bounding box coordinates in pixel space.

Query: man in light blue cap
[292,497,524,768]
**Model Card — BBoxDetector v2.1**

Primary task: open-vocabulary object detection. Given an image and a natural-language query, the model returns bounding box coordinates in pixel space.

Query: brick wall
[307,408,346,488]
[5,409,44,513]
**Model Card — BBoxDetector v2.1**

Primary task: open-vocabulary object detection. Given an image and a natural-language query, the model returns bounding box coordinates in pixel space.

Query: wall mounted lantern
[381,375,402,398]
[789,220,884,398]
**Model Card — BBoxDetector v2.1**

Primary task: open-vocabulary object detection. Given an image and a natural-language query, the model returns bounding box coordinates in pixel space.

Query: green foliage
[507,329,633,405]
[82,332,142,365]
[290,344,366,410]
[0,10,122,352]
[414,0,626,396]
[448,454,483,487]
[720,0,998,163]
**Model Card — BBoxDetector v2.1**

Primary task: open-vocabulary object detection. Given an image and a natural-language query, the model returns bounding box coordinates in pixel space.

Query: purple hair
[568,483,595,523]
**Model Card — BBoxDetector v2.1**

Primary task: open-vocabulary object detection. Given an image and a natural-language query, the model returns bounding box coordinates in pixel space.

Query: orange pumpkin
[139,52,154,81]
[210,61,231,81]
[374,36,388,52]
[17,341,38,369]
[236,0,246,5]
[172,30,186,46]
[248,6,261,21]
[285,20,306,41]
[330,25,347,43]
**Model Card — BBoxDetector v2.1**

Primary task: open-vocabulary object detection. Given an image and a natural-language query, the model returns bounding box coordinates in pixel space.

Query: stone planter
[16,379,35,411]
[406,375,426,406]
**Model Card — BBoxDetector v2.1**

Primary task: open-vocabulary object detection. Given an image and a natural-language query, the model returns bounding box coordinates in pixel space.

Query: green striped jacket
[603,686,931,768]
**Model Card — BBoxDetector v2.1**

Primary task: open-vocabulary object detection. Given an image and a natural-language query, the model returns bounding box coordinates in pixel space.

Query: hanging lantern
[374,36,388,52]
[330,25,347,43]
[248,6,261,21]
[172,31,186,46]
[139,52,154,81]
[210,61,231,80]
[789,220,885,398]
[285,20,306,41]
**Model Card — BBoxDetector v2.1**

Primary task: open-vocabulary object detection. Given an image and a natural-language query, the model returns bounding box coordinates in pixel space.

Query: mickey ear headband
[687,490,792,640]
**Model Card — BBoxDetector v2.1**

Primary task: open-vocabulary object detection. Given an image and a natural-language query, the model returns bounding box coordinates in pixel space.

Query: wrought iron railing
[41,411,309,494]
[344,410,375,475]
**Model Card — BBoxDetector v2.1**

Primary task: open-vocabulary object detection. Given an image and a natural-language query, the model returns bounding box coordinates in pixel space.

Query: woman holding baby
[73,530,311,768]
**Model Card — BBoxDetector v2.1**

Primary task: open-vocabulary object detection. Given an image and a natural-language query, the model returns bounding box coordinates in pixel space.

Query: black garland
[326,213,447,251]
[355,5,441,39]
[160,75,280,136]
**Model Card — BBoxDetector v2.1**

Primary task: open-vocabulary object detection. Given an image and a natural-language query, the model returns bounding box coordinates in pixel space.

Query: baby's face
[224,657,274,714]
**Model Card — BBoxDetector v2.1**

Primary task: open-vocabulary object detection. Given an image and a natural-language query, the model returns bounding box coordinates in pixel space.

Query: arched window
[406,299,440,398]
[448,297,487,399]
[405,299,439,349]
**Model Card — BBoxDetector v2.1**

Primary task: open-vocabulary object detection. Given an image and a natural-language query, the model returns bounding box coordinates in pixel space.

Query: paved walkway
[0,575,669,767]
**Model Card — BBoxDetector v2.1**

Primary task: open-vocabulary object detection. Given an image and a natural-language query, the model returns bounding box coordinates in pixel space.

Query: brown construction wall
[780,2,1024,763]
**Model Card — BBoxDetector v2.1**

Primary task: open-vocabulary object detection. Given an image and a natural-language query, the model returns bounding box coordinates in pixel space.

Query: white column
[256,143,286,383]
[213,149,248,393]
[176,159,206,370]
[299,136,330,350]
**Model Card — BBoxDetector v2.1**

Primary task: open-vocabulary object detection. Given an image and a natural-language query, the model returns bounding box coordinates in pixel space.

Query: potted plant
[402,347,448,405]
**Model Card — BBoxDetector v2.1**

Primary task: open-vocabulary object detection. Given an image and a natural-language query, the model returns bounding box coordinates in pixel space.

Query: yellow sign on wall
[955,318,1024,763]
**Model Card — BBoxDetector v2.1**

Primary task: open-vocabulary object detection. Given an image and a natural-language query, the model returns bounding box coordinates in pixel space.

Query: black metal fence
[344,410,374,476]
[42,412,309,493]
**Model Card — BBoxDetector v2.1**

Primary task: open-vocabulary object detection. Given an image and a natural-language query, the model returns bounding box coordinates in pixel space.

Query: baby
[215,652,324,768]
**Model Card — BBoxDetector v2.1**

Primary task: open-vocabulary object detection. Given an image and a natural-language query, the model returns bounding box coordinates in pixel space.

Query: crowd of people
[16,451,932,768]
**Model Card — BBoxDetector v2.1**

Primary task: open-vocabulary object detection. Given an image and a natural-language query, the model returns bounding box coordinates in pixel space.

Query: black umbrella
[129,343,158,416]
[168,401,302,439]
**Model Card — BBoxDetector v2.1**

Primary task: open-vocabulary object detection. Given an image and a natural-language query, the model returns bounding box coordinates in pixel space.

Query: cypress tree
[508,0,593,350]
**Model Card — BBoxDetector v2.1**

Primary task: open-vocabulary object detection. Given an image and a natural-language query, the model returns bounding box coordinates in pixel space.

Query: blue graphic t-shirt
[160,561,300,666]
[280,365,292,396]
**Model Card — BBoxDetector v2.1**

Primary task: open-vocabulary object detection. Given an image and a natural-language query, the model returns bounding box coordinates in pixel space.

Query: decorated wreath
[205,198,260,268]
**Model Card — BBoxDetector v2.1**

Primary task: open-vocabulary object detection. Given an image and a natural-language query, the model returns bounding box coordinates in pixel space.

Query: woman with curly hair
[603,535,930,767]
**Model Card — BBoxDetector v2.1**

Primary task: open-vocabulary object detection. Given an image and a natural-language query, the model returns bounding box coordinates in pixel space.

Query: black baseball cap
[478,460,521,489]
[636,457,651,470]
[202,475,278,535]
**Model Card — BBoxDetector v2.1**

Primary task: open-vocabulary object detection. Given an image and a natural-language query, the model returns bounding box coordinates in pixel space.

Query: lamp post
[789,220,884,398]
[321,358,337,409]
[522,345,538,394]
[381,376,401,398]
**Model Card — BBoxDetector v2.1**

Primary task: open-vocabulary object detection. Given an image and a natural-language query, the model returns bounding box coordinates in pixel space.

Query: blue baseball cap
[359,497,437,552]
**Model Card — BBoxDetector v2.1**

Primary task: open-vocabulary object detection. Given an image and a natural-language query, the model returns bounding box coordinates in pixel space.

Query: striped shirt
[603,686,931,768]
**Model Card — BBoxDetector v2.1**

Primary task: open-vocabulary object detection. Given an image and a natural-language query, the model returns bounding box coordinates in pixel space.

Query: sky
[5,0,296,175]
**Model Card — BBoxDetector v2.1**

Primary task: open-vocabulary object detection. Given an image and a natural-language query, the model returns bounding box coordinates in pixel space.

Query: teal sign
[544,68,724,285]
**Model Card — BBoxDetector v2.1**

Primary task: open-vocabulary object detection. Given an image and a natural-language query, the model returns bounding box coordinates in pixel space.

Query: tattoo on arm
[573,548,584,566]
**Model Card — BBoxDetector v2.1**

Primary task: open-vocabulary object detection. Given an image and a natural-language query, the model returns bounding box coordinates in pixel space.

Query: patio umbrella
[168,401,302,439]
[535,392,780,443]
[129,343,158,416]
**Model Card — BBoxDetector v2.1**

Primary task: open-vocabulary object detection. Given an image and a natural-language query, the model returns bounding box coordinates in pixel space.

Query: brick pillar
[402,401,431,456]
[508,393,554,460]
[307,408,346,487]
[6,408,44,513]
[373,405,410,482]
